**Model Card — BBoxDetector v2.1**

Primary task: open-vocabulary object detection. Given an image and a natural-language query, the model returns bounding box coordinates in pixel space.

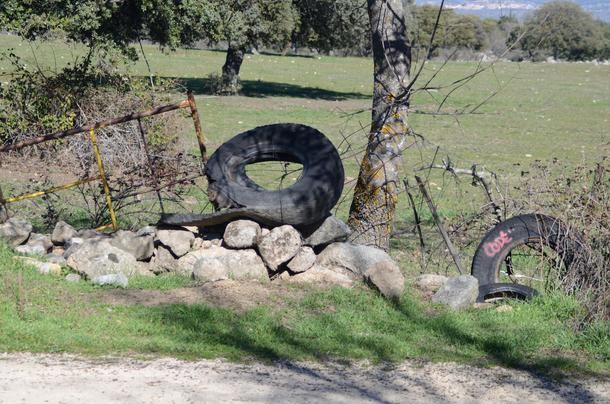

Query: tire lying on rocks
[204,123,344,227]
[471,213,583,288]
[476,283,538,303]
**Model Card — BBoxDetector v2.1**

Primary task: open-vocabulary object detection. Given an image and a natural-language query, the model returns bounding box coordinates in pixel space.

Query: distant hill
[417,1,610,22]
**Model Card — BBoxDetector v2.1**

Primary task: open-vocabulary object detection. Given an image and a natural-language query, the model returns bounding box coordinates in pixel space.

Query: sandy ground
[0,353,608,403]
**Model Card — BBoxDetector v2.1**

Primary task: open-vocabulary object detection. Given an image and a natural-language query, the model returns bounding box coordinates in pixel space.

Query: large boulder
[186,246,269,282]
[364,260,405,300]
[223,220,260,249]
[0,218,32,246]
[15,233,52,256]
[432,275,479,310]
[287,246,316,273]
[257,225,302,270]
[287,265,355,287]
[156,229,195,258]
[303,215,351,247]
[51,221,77,245]
[150,245,179,274]
[109,230,154,261]
[316,242,405,300]
[66,239,140,279]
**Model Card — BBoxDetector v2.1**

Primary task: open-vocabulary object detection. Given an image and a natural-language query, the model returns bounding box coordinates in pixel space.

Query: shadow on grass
[144,294,601,401]
[165,77,369,100]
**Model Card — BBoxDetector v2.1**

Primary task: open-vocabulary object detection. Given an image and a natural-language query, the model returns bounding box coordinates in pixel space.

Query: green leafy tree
[294,0,369,55]
[509,0,605,60]
[210,0,299,94]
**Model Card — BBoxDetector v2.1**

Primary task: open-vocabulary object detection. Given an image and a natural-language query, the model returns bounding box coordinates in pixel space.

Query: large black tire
[471,214,582,288]
[477,283,538,303]
[204,123,344,226]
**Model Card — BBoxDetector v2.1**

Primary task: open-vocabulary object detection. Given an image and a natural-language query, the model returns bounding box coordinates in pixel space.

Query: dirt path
[1,353,608,403]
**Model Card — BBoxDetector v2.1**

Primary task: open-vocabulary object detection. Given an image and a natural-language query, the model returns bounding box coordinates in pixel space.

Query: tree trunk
[221,45,245,95]
[347,0,411,250]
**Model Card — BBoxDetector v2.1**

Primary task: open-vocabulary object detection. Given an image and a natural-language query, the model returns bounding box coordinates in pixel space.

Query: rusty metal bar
[187,91,207,164]
[95,223,114,232]
[89,129,118,231]
[1,176,102,204]
[0,99,190,153]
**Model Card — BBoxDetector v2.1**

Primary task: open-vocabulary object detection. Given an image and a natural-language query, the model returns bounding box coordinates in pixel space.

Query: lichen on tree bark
[348,0,412,250]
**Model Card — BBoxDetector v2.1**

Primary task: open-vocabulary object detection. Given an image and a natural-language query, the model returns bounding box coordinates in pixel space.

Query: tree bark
[221,45,245,95]
[348,0,411,250]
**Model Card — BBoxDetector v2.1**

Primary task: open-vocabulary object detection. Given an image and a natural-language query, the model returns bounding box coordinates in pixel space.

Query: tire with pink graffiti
[471,214,582,290]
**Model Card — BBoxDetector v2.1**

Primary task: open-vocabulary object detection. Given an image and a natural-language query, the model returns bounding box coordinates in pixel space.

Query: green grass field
[1,36,609,373]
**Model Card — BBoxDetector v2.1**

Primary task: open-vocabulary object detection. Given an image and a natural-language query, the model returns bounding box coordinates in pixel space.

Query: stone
[150,245,178,274]
[287,246,316,273]
[288,265,355,287]
[16,233,53,255]
[14,257,61,275]
[432,275,479,310]
[364,260,405,300]
[77,229,105,239]
[91,273,128,288]
[191,238,205,250]
[0,218,32,246]
[136,226,157,237]
[414,274,449,293]
[192,258,230,282]
[223,220,260,249]
[66,239,140,279]
[316,242,392,276]
[109,230,154,261]
[65,273,81,283]
[46,253,67,266]
[303,215,351,247]
[157,229,195,258]
[257,225,302,270]
[260,228,270,238]
[51,221,77,245]
[179,245,268,281]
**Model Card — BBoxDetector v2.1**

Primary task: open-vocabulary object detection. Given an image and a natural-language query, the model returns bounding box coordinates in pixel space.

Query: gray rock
[223,220,260,249]
[287,246,316,273]
[110,230,154,261]
[66,239,139,279]
[288,265,355,287]
[91,273,128,288]
[432,275,479,310]
[0,218,32,246]
[77,229,105,239]
[364,261,405,300]
[15,244,45,256]
[150,245,178,274]
[16,233,53,255]
[414,274,449,293]
[257,225,302,270]
[303,215,351,247]
[157,229,195,258]
[51,221,77,245]
[46,253,67,266]
[65,273,81,283]
[316,242,391,276]
[180,245,268,281]
[192,258,230,282]
[14,256,61,275]
[136,225,157,237]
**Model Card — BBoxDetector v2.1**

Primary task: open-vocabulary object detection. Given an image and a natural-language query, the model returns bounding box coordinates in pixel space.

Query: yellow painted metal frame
[89,129,118,231]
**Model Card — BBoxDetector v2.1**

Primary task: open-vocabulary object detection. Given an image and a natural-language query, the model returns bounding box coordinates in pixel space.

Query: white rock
[157,229,195,257]
[287,246,316,273]
[257,225,302,270]
[223,220,261,249]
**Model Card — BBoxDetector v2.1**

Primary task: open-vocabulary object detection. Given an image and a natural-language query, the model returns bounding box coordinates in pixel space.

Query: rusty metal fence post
[0,93,207,230]
[89,129,118,231]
